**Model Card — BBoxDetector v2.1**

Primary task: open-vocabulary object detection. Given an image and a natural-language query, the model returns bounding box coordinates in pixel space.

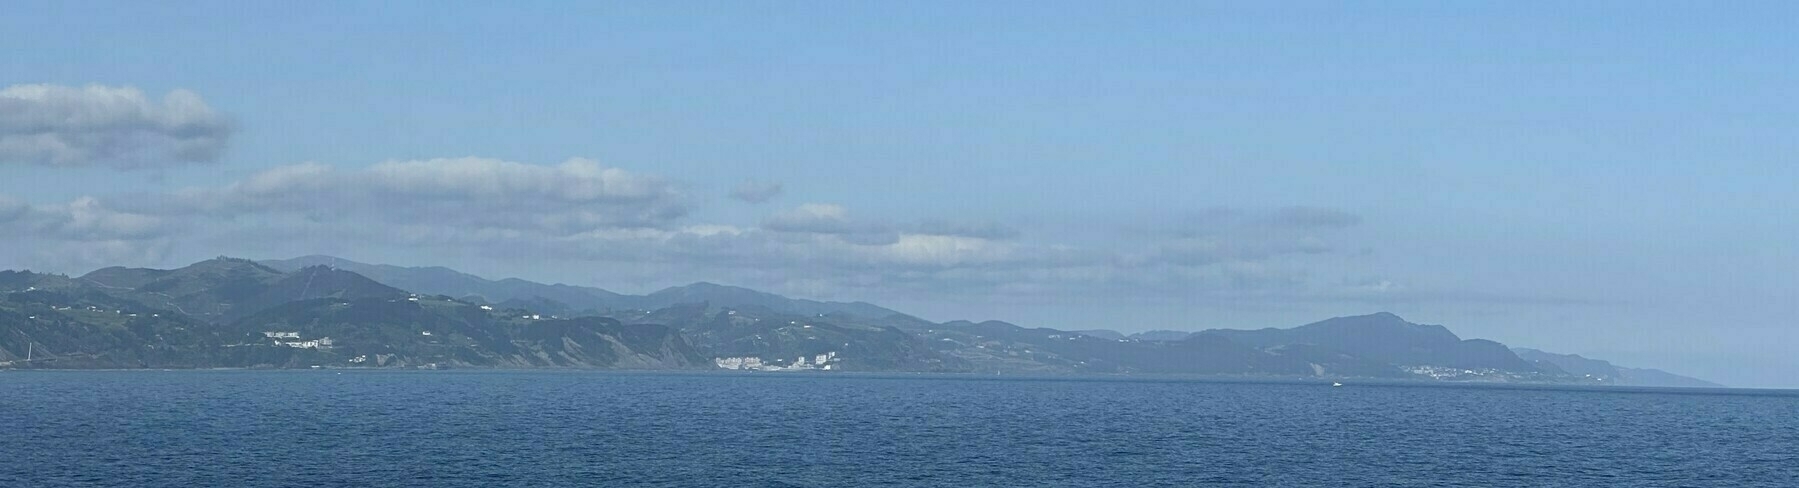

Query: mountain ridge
[1512,347,1722,388]
[261,255,912,321]
[1,257,1722,387]
[1198,313,1541,373]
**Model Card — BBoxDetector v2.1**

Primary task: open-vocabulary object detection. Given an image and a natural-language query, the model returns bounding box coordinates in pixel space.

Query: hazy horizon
[4,2,1795,387]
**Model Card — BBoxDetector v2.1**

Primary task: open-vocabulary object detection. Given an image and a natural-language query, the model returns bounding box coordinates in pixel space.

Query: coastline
[4,366,1767,392]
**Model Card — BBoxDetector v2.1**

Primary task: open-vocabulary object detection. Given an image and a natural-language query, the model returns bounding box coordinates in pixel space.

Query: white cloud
[0,193,174,273]
[0,195,28,222]
[50,197,169,240]
[0,194,170,241]
[762,203,897,245]
[362,158,674,203]
[158,157,687,234]
[763,203,851,231]
[728,181,783,203]
[909,219,1021,240]
[0,84,232,168]
[871,234,1020,267]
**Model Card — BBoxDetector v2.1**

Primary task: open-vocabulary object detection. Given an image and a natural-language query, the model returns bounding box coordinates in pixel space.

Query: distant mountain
[1070,329,1127,340]
[926,319,1408,377]
[230,296,707,369]
[0,270,78,290]
[636,282,905,319]
[1,258,706,369]
[262,255,627,313]
[83,256,283,293]
[1199,312,1542,373]
[80,258,407,324]
[262,256,912,320]
[1130,330,1194,341]
[611,303,965,372]
[1,277,227,367]
[0,257,1724,384]
[1513,348,1722,388]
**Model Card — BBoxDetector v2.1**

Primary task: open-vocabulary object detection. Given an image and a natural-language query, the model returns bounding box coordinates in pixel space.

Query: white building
[715,356,766,370]
[280,337,334,349]
[716,352,839,371]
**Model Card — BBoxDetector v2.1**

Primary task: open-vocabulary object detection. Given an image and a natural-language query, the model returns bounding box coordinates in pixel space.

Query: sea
[2,371,1795,487]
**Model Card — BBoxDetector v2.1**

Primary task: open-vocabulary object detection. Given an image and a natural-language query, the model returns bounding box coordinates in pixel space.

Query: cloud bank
[0,193,175,271]
[154,157,687,234]
[0,84,233,168]
[2,156,1390,306]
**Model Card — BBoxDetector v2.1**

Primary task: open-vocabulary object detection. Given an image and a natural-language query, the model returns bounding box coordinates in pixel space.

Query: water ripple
[2,371,1795,487]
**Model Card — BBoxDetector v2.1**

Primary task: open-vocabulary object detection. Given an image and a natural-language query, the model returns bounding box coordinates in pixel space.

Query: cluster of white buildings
[715,351,839,371]
[715,356,765,370]
[263,331,333,349]
[282,337,334,349]
[1406,365,1494,380]
[347,353,397,366]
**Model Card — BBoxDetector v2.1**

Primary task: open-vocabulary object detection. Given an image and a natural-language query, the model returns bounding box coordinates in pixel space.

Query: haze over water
[4,371,1795,487]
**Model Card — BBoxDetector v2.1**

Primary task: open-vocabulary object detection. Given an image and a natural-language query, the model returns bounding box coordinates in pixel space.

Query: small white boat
[1331,382,1343,387]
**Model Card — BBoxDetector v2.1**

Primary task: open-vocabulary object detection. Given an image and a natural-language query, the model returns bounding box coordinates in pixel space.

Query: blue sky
[4,1,1796,386]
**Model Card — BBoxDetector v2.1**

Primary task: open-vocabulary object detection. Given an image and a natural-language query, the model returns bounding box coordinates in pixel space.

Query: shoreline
[3,366,1767,392]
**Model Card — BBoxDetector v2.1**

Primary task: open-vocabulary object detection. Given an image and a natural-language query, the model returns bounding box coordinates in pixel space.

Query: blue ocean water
[2,371,1795,487]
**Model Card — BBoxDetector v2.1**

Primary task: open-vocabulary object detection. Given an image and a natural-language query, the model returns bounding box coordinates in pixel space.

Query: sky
[3,1,1796,387]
